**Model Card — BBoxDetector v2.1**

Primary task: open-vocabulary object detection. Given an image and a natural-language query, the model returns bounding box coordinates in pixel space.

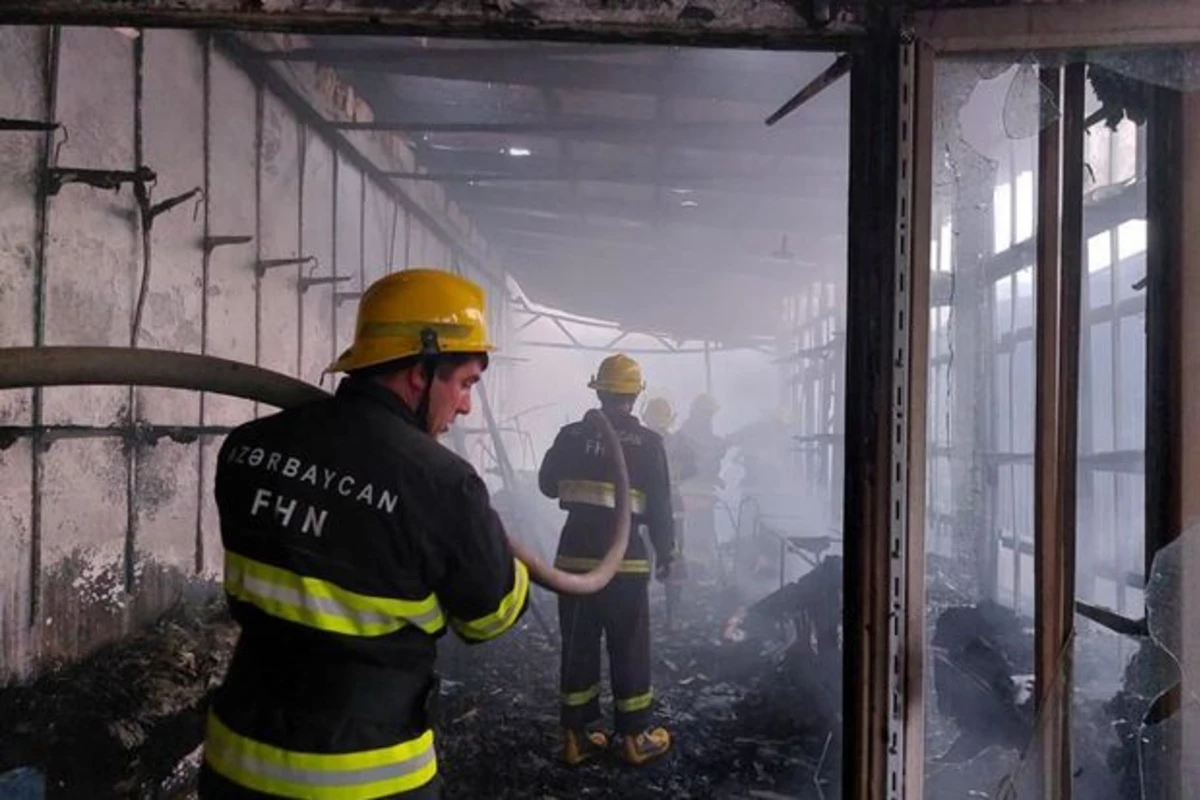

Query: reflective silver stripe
[205,713,438,797]
[208,737,436,788]
[397,602,443,632]
[558,479,647,514]
[234,568,400,631]
[224,552,445,637]
[450,559,530,641]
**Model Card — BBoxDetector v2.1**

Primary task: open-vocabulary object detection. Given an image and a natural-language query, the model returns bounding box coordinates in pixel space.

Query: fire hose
[0,346,629,596]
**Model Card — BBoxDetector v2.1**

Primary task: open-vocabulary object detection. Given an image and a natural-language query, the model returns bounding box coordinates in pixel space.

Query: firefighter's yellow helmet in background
[588,353,645,396]
[643,397,675,432]
[690,393,719,417]
[327,268,494,373]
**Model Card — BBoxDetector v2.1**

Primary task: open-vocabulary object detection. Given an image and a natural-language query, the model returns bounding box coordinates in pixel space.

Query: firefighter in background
[200,270,529,799]
[539,354,675,767]
[677,393,729,575]
[642,397,697,632]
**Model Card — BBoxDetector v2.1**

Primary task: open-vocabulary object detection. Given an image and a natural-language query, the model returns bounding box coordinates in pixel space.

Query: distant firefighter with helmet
[642,397,697,632]
[538,354,675,766]
[677,393,729,574]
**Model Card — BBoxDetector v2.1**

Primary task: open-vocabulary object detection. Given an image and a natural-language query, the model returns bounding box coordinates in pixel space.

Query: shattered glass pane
[923,43,1180,799]
[1089,48,1200,93]
[1002,59,1060,141]
[925,55,1040,798]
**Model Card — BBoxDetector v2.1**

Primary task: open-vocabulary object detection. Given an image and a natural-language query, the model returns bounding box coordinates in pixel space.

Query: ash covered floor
[436,580,841,800]
[0,577,842,799]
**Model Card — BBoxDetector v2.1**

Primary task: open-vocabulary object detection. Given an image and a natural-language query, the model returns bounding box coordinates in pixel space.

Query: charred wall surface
[0,25,495,682]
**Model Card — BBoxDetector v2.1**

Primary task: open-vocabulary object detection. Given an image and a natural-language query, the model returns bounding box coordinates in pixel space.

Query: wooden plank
[0,0,864,50]
[1032,64,1064,799]
[915,1,1200,54]
[1032,62,1085,800]
[1155,81,1188,800]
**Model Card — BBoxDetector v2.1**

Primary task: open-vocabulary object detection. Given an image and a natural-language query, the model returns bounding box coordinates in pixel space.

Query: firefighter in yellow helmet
[200,269,529,799]
[677,392,729,575]
[642,397,696,632]
[538,354,675,766]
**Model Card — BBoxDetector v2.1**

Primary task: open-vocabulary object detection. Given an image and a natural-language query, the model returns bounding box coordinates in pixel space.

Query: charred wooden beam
[0,1,866,49]
[256,45,854,105]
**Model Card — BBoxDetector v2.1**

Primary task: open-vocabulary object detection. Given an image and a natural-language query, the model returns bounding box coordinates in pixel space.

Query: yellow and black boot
[618,726,672,766]
[562,728,609,766]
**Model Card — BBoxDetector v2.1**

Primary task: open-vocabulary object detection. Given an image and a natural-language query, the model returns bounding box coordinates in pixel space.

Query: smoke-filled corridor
[0,25,848,799]
[4,4,1200,800]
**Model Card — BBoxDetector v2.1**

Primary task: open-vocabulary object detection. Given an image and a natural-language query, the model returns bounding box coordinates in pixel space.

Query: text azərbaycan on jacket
[538,410,674,576]
[200,376,529,800]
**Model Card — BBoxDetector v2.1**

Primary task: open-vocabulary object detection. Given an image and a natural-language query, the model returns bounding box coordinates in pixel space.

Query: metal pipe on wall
[27,24,61,627]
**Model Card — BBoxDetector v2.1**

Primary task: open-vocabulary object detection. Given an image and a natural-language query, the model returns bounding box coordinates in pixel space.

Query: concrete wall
[0,25,501,681]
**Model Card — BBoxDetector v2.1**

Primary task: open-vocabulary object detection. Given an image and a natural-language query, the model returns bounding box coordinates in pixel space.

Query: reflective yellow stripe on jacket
[558,479,646,514]
[449,558,530,642]
[224,552,445,637]
[554,555,651,575]
[205,711,437,800]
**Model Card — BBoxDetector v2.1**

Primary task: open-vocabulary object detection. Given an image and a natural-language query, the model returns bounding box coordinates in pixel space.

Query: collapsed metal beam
[765,53,853,126]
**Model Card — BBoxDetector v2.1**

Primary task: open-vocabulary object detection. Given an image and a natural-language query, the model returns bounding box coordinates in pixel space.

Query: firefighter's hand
[655,562,671,583]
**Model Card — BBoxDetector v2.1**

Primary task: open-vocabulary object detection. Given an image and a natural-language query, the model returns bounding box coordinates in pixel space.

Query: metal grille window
[1077,196,1148,617]
[989,263,1037,616]
[784,280,844,528]
[927,304,954,557]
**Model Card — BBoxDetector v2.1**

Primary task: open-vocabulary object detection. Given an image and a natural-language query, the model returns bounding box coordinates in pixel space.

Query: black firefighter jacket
[203,376,528,799]
[538,409,674,577]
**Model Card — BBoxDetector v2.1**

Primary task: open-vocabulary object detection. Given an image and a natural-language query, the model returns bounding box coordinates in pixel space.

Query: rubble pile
[0,553,1160,800]
[0,597,235,799]
[0,573,841,799]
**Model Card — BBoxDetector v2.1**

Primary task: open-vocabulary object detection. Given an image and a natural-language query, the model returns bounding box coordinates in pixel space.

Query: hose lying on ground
[0,346,629,596]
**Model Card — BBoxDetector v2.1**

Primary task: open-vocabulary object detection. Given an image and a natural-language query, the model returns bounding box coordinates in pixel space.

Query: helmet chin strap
[416,328,440,434]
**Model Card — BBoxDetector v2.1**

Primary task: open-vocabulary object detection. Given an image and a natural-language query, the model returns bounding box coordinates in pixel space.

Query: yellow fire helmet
[690,392,719,417]
[643,397,675,431]
[588,353,645,396]
[327,268,494,374]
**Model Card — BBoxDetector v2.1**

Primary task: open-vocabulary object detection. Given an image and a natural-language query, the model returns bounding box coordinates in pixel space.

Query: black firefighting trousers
[198,637,444,799]
[558,575,653,734]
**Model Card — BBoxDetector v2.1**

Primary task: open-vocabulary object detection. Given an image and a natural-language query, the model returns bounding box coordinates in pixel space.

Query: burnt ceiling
[275,37,851,340]
[0,0,866,48]
[2,0,861,340]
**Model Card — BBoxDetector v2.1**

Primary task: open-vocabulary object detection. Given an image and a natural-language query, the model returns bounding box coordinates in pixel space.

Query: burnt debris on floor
[0,596,236,800]
[0,567,843,799]
[435,565,844,800]
[0,551,1173,799]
